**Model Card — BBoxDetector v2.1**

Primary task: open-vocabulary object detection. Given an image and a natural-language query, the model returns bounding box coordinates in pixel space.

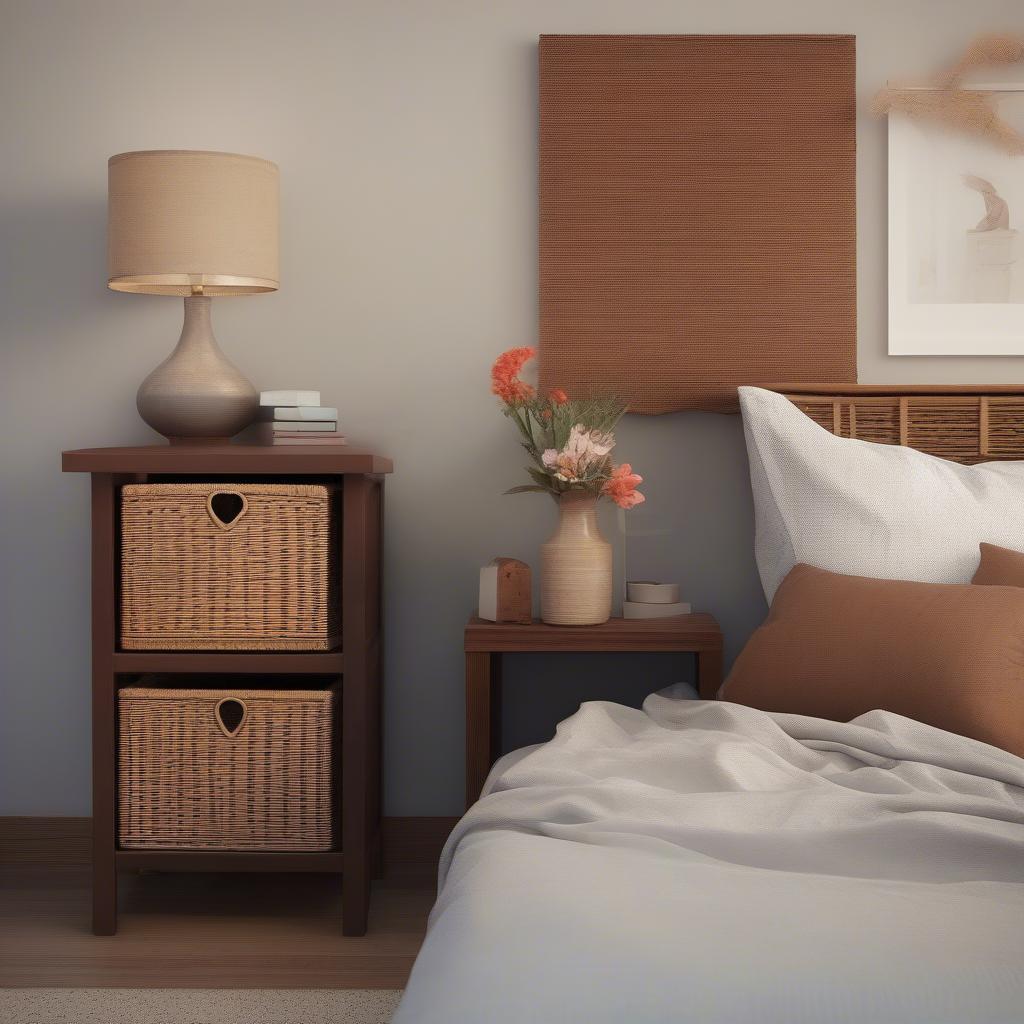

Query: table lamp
[107,150,279,443]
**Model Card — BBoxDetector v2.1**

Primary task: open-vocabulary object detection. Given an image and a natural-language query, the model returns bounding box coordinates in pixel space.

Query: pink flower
[491,347,536,405]
[541,448,560,470]
[541,424,614,481]
[602,463,645,509]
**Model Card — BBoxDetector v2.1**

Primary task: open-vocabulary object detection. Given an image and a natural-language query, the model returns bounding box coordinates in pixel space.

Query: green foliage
[498,390,627,498]
[504,484,554,495]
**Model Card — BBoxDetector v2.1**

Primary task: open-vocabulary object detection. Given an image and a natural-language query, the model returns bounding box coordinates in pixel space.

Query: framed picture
[888,85,1024,355]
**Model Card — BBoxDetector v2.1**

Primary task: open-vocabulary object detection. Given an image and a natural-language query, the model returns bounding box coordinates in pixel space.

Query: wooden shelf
[116,849,344,873]
[464,613,725,807]
[64,448,388,936]
[464,614,722,653]
[112,651,345,675]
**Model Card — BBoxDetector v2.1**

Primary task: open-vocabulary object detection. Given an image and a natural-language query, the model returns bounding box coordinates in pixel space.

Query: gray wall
[2,0,1023,816]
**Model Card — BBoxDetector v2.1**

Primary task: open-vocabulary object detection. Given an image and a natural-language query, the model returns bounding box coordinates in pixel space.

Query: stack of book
[240,390,347,445]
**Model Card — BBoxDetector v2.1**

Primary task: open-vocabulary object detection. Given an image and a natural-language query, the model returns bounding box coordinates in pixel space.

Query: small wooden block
[478,558,532,625]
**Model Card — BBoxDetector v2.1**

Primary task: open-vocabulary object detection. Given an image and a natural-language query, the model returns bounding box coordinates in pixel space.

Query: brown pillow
[720,563,1024,758]
[973,542,1024,587]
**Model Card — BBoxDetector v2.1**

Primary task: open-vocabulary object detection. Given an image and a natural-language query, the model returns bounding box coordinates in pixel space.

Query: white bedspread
[394,696,1024,1023]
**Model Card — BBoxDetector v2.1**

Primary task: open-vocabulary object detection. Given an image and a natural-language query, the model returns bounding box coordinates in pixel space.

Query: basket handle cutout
[215,697,247,738]
[207,491,247,530]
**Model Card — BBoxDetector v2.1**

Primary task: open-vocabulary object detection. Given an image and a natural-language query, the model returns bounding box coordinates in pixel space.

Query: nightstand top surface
[62,445,392,475]
[465,613,722,653]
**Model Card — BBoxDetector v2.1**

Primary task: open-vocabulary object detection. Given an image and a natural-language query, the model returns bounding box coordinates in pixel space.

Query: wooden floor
[0,818,450,989]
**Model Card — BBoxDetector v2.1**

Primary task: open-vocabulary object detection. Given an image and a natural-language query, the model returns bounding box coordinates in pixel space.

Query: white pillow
[739,386,1024,602]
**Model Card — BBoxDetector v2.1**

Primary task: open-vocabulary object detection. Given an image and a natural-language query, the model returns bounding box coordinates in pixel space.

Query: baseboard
[0,816,92,865]
[0,816,459,870]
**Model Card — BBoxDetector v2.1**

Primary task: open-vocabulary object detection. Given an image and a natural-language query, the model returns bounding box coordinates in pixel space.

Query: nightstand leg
[697,648,724,700]
[465,652,499,808]
[341,474,380,937]
[489,653,502,766]
[91,474,118,935]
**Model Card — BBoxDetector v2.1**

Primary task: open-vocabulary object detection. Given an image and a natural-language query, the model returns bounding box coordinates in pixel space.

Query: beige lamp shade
[108,150,279,296]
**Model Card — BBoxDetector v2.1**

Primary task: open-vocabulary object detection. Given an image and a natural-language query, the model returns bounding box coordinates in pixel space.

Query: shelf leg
[91,473,119,935]
[341,474,381,937]
[490,653,502,767]
[697,647,724,701]
[465,651,500,809]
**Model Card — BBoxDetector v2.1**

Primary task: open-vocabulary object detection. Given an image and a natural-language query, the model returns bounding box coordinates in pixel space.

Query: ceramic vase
[540,491,612,626]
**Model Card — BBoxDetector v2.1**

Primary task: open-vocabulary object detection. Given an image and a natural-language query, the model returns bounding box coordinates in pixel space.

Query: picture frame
[888,84,1024,355]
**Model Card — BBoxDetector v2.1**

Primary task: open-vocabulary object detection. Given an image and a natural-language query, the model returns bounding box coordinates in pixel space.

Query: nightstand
[62,444,391,937]
[464,614,723,807]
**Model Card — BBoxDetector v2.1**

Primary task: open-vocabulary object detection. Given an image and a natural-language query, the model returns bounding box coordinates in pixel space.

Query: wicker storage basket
[118,685,337,850]
[120,482,339,650]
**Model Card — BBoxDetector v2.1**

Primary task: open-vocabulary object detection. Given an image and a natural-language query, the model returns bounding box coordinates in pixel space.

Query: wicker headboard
[766,385,1024,465]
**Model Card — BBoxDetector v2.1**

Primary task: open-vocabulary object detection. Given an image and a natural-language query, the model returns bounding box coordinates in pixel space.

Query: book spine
[268,436,348,445]
[258,407,339,422]
[258,390,321,407]
[262,421,338,432]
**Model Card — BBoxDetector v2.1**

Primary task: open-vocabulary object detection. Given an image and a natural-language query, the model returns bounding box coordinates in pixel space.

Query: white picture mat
[888,85,1024,355]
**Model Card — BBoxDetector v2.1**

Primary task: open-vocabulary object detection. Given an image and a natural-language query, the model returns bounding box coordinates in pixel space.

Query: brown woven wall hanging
[538,34,857,414]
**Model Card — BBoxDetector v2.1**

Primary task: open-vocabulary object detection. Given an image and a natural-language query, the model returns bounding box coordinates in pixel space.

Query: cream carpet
[0,989,402,1023]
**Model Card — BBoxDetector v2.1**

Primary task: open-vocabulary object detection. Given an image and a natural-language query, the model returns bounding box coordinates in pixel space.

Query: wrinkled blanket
[395,696,1024,1023]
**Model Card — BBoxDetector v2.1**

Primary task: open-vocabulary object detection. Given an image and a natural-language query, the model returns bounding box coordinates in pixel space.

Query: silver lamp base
[137,295,258,444]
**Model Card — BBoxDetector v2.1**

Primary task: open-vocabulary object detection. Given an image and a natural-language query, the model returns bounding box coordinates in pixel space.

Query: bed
[393,386,1024,1023]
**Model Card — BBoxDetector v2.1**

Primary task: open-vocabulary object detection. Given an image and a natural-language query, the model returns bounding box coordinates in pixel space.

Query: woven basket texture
[118,686,337,851]
[120,482,339,650]
[787,393,1024,464]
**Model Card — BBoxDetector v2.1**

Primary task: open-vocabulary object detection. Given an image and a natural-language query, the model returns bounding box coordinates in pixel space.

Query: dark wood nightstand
[464,614,723,807]
[62,444,391,937]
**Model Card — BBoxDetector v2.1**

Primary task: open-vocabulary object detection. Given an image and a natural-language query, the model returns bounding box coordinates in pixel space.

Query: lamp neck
[175,295,221,358]
[183,293,213,329]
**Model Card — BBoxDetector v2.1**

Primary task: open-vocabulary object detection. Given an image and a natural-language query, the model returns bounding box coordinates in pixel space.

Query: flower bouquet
[491,347,644,625]
[491,346,644,509]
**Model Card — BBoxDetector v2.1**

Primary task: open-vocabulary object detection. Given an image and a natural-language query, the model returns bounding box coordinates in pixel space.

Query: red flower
[549,388,569,405]
[491,347,536,405]
[602,463,645,509]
